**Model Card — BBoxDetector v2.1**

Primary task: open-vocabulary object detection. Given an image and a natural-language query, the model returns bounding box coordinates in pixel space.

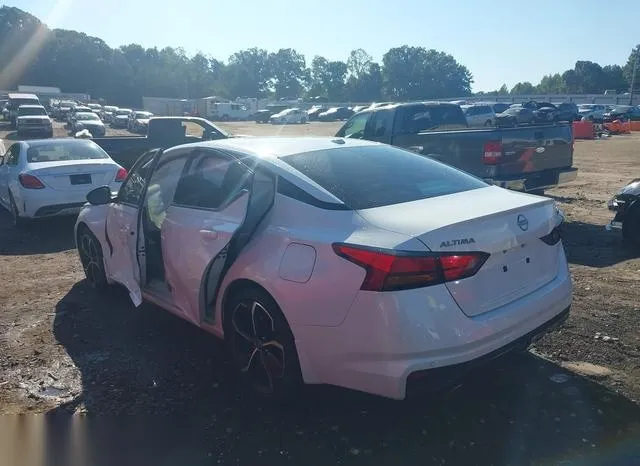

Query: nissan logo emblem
[517,214,529,231]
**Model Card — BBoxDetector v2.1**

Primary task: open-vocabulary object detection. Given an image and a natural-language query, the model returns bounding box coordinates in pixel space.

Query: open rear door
[201,165,276,322]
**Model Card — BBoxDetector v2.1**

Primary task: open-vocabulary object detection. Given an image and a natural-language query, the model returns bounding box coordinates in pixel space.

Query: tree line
[481,50,639,96]
[0,6,637,107]
[0,6,471,106]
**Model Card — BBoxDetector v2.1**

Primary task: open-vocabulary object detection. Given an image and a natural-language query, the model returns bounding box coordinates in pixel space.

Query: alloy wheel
[79,232,105,287]
[230,300,286,395]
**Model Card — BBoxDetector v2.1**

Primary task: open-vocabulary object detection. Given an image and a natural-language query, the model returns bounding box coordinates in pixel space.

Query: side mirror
[86,186,113,205]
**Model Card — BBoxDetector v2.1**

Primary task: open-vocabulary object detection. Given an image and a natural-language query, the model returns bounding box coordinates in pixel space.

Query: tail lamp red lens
[115,167,128,182]
[18,174,45,189]
[332,244,489,292]
[483,140,503,165]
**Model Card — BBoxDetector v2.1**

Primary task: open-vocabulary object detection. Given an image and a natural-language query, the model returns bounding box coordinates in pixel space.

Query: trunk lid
[356,186,563,317]
[27,160,118,191]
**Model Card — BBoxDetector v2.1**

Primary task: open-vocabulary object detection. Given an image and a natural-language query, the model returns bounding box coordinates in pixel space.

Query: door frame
[194,151,277,325]
[104,148,163,304]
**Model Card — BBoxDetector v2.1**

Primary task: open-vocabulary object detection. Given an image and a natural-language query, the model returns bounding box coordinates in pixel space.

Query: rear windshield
[281,145,487,209]
[26,141,109,163]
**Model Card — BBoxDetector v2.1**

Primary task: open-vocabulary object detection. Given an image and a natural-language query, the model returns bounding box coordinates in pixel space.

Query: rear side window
[396,105,467,133]
[370,110,394,139]
[281,145,487,210]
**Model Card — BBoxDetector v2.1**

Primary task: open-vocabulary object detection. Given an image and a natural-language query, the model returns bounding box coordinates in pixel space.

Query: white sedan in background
[270,108,308,124]
[0,139,127,227]
[75,137,571,401]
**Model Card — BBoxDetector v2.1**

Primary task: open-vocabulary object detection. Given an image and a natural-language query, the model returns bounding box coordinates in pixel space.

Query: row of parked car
[49,100,154,134]
[254,102,393,124]
[250,99,640,129]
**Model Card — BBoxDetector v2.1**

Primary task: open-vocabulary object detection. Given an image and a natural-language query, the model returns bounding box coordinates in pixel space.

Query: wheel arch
[219,278,276,327]
[218,276,320,384]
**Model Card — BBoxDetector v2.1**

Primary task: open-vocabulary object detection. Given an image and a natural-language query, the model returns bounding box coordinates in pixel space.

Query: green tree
[225,48,271,98]
[510,81,536,94]
[382,45,472,100]
[538,73,565,93]
[269,48,307,99]
[623,45,639,91]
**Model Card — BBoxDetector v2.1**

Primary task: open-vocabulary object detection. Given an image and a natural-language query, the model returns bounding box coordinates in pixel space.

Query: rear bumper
[405,306,569,397]
[487,167,578,192]
[16,183,120,218]
[293,248,572,399]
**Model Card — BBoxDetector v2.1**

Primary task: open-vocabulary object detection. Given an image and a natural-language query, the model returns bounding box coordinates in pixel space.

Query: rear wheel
[223,285,302,401]
[622,204,640,249]
[77,226,110,290]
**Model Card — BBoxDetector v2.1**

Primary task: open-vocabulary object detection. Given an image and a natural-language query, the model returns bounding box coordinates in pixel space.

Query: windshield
[281,145,486,209]
[26,140,109,162]
[18,107,47,116]
[116,110,131,115]
[76,113,99,121]
[135,112,152,118]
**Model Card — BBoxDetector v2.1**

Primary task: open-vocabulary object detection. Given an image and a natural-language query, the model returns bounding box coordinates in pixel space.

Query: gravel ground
[0,120,639,465]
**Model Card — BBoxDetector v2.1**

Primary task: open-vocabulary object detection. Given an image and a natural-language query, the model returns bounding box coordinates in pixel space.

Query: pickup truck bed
[93,117,230,169]
[336,102,577,193]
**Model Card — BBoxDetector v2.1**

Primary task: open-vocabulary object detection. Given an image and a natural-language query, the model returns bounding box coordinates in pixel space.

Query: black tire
[484,120,492,127]
[622,204,640,249]
[9,193,28,228]
[223,285,302,400]
[77,226,110,291]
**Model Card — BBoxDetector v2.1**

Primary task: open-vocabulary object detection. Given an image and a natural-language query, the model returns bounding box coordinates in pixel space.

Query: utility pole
[630,50,638,105]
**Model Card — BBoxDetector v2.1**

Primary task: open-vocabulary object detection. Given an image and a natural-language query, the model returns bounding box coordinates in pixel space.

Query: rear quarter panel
[216,195,425,330]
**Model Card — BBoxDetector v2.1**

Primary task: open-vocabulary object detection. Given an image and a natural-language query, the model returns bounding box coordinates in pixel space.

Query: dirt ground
[0,120,639,464]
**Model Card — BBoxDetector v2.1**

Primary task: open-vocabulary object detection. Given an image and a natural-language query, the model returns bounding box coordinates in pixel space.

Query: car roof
[173,137,379,159]
[8,93,38,99]
[18,104,45,109]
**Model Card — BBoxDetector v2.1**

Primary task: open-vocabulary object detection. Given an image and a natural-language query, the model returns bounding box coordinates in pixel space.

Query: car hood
[136,118,151,124]
[17,116,50,121]
[115,115,129,119]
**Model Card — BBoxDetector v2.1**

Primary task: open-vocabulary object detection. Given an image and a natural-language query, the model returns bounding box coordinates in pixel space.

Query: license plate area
[70,174,91,185]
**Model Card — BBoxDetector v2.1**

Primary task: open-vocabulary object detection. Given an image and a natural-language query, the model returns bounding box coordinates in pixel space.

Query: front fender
[75,204,110,251]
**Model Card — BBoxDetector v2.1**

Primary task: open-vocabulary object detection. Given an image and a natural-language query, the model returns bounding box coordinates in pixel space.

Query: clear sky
[4,0,639,91]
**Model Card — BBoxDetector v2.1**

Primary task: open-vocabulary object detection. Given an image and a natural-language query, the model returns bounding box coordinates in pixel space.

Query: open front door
[161,149,275,325]
[104,149,160,306]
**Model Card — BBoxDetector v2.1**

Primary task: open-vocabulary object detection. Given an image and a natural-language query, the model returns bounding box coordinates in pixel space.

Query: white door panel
[105,203,142,306]
[162,194,249,325]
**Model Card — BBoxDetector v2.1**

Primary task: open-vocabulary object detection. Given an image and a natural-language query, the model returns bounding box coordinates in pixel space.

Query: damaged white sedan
[75,137,572,400]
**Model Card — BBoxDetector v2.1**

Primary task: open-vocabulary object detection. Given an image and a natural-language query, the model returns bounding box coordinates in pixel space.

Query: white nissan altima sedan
[74,137,572,400]
[0,139,127,226]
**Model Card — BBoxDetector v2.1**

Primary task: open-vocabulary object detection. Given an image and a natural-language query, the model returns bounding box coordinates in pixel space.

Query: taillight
[115,167,127,182]
[540,226,562,246]
[332,244,489,292]
[483,140,503,165]
[18,174,45,189]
